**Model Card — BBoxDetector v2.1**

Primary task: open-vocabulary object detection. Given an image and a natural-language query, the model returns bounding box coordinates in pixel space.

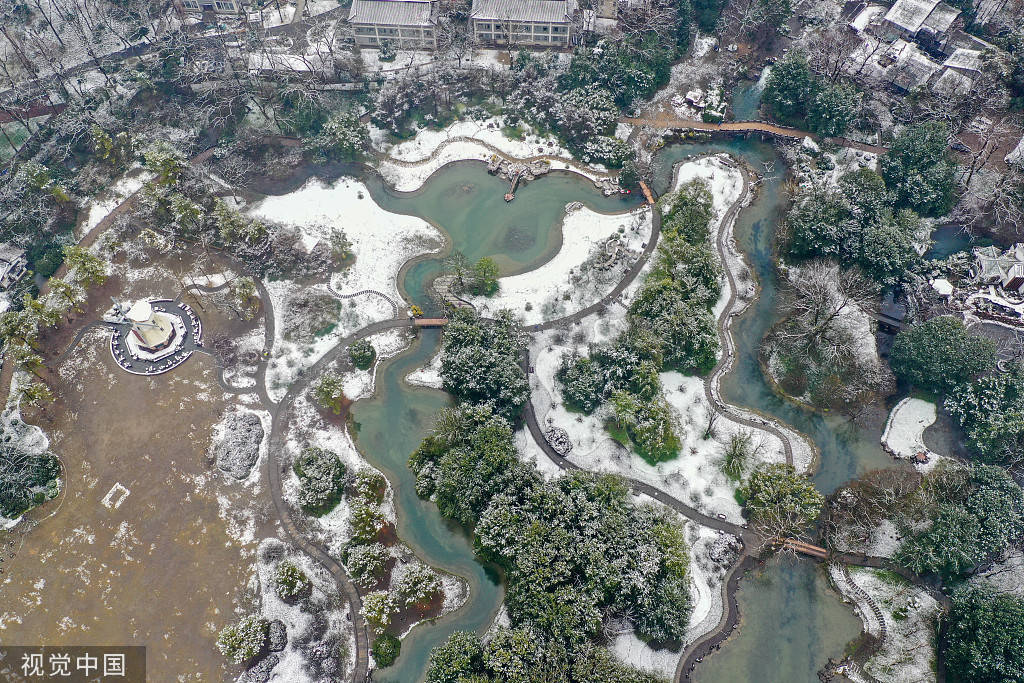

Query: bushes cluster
[294,446,346,515]
[556,180,720,462]
[410,404,693,652]
[440,309,529,423]
[763,51,858,136]
[348,339,376,371]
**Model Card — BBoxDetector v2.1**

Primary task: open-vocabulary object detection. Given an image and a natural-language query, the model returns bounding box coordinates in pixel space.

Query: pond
[279,135,899,680]
[694,558,861,683]
[362,162,642,310]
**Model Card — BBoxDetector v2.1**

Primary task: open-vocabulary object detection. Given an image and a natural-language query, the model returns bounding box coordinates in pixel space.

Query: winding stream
[285,138,900,680]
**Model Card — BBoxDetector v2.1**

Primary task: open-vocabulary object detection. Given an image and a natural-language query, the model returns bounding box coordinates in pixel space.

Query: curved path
[377,134,619,181]
[265,315,413,683]
[675,553,758,681]
[701,160,796,467]
[326,283,400,318]
[516,154,823,683]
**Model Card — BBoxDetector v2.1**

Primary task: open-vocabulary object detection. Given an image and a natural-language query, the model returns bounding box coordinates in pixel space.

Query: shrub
[216,615,268,664]
[294,447,346,515]
[347,542,390,586]
[353,467,387,504]
[313,372,346,414]
[395,564,443,609]
[349,500,385,544]
[372,633,401,667]
[349,339,376,370]
[273,561,311,602]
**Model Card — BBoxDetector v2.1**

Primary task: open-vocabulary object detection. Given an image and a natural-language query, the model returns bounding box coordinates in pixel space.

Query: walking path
[376,135,618,181]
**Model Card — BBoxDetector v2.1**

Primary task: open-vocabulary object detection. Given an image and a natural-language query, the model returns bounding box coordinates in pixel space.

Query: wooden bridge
[776,538,830,560]
[638,181,655,205]
[413,318,448,328]
[620,116,887,156]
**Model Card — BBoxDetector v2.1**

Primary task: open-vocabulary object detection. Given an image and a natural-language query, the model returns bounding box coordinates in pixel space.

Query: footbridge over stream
[621,116,888,155]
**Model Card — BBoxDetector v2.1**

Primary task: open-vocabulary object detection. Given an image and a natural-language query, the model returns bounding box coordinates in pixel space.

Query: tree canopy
[944,585,1024,683]
[880,121,957,217]
[440,309,529,422]
[889,317,997,395]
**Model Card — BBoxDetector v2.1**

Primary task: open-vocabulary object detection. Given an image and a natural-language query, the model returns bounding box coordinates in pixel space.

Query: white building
[0,244,27,291]
[1007,137,1024,166]
[470,0,577,46]
[882,0,960,41]
[348,0,438,48]
[180,0,244,14]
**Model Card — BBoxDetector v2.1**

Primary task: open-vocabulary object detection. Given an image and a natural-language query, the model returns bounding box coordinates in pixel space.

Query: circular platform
[109,299,204,375]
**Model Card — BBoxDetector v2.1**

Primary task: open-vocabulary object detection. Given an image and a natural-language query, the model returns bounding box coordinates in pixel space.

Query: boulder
[268,620,287,652]
[242,654,279,683]
[214,412,265,479]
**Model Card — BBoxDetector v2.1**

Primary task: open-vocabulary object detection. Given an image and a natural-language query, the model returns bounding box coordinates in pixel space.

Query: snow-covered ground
[469,204,652,325]
[832,566,940,683]
[75,168,152,240]
[881,398,946,471]
[342,328,413,401]
[528,327,786,523]
[250,538,355,682]
[374,116,609,191]
[405,348,442,390]
[973,548,1024,595]
[247,177,442,400]
[610,514,741,678]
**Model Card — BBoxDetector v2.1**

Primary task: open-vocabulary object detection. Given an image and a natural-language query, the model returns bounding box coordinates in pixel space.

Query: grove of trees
[557,181,721,462]
[943,585,1024,683]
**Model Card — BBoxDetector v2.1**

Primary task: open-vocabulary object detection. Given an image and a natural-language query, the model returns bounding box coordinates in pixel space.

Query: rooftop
[920,1,960,33]
[884,0,940,33]
[0,244,25,265]
[931,67,973,96]
[348,0,436,26]
[471,0,576,23]
[943,47,982,72]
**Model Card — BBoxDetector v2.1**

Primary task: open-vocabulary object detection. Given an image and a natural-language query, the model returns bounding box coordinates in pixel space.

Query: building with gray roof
[348,0,438,48]
[470,0,577,46]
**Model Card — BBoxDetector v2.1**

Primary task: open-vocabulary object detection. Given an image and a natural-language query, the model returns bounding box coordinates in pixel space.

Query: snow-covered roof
[931,67,974,95]
[126,300,153,322]
[943,47,982,73]
[891,42,941,90]
[931,278,953,296]
[920,1,959,33]
[974,244,1024,282]
[0,243,25,265]
[348,0,436,26]
[884,0,940,33]
[471,0,576,23]
[1007,136,1024,166]
[849,3,886,31]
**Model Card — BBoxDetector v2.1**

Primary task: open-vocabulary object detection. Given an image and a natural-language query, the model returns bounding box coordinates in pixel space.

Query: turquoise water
[652,140,893,495]
[695,559,861,683]
[349,330,504,682]
[363,162,642,310]
[274,139,893,680]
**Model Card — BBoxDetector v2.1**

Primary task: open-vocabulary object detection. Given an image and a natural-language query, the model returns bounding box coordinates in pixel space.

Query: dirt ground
[0,250,274,680]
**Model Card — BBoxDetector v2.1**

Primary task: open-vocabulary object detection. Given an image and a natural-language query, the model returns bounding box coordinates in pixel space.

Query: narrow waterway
[273,138,898,680]
[694,558,861,683]
[349,330,504,682]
